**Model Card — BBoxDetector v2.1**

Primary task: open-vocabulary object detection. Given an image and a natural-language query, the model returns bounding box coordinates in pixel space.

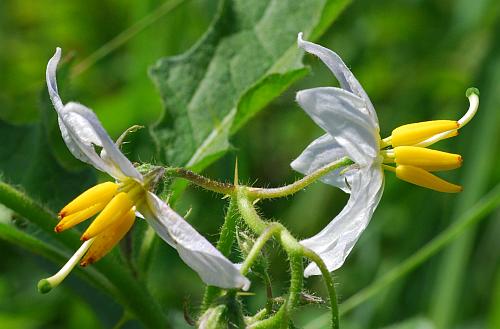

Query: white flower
[43,48,250,291]
[291,33,479,277]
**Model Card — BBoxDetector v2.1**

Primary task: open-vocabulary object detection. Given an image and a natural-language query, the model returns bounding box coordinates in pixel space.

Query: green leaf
[149,0,350,170]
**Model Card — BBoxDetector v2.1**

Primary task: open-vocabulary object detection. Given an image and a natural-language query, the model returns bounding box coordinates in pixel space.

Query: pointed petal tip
[240,277,251,291]
[297,32,304,42]
[297,32,308,49]
[303,263,319,278]
[295,89,310,105]
[46,46,64,111]
[54,47,62,58]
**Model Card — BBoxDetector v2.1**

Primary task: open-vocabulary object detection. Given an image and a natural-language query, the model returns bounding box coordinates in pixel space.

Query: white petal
[142,192,250,290]
[46,48,65,113]
[45,48,142,182]
[291,134,356,193]
[297,33,378,128]
[296,87,379,166]
[301,164,384,276]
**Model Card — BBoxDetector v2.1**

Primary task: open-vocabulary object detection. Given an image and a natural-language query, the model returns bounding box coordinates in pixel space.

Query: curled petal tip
[297,32,306,48]
[46,46,64,111]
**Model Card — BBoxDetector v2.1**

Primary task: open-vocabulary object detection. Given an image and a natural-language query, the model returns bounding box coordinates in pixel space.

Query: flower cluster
[40,48,250,292]
[40,34,479,303]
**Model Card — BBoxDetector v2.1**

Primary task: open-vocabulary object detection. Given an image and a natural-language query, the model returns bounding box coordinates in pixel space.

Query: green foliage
[149,0,349,170]
[0,0,499,328]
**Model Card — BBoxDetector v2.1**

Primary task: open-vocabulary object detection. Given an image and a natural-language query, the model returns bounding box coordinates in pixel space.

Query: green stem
[137,225,157,276]
[286,252,304,312]
[166,167,235,195]
[236,188,268,234]
[237,189,308,327]
[303,248,339,329]
[246,157,353,199]
[216,198,239,256]
[168,157,353,200]
[250,305,287,329]
[240,223,283,274]
[0,181,79,248]
[201,198,239,310]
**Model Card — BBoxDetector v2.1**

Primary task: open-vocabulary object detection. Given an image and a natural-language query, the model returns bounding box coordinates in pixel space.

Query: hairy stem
[166,167,235,195]
[286,252,304,312]
[246,157,353,199]
[216,198,240,256]
[303,248,339,329]
[240,223,283,274]
[237,188,309,327]
[201,198,240,310]
[167,157,353,200]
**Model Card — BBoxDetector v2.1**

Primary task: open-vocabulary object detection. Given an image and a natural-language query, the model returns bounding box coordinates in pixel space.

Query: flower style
[291,33,479,277]
[40,48,250,292]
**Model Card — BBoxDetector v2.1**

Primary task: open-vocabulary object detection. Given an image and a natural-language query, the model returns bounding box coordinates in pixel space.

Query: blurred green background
[1,0,499,328]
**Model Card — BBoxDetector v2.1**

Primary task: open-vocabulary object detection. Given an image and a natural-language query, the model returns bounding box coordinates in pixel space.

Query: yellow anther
[55,202,107,232]
[396,165,462,193]
[59,182,118,218]
[81,192,134,241]
[394,146,462,172]
[80,208,135,266]
[391,120,459,147]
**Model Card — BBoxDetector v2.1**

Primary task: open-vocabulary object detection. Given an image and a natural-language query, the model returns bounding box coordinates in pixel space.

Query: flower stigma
[379,88,479,193]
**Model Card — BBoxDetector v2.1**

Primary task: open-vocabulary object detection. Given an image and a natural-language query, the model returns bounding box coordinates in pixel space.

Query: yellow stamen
[80,208,135,266]
[81,192,134,241]
[396,165,462,193]
[394,146,462,172]
[55,202,107,232]
[59,182,118,218]
[391,120,459,147]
